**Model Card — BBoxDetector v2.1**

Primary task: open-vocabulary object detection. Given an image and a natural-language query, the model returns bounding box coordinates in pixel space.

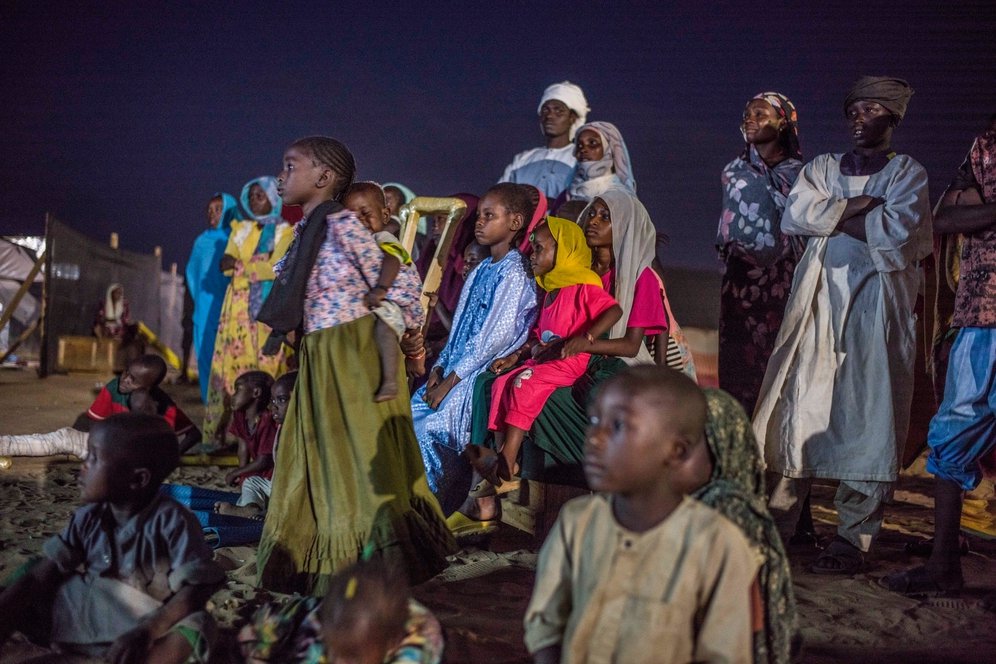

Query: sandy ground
[1,368,995,663]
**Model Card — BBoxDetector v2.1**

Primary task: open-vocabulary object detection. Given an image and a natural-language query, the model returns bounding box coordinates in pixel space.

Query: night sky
[2,1,995,272]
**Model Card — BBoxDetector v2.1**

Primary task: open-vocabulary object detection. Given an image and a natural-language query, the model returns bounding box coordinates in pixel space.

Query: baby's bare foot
[374,381,398,403]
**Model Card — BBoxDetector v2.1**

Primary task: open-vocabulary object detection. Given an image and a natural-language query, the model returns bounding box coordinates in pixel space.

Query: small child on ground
[343,181,428,401]
[216,370,296,518]
[524,366,757,664]
[0,412,225,662]
[240,558,444,664]
[222,371,277,487]
[0,354,201,458]
[466,217,622,487]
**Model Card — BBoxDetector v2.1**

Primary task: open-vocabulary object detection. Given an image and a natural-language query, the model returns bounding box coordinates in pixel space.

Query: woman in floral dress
[716,92,804,414]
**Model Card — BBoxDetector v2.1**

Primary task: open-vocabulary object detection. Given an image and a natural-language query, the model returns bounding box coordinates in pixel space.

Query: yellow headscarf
[535,216,605,292]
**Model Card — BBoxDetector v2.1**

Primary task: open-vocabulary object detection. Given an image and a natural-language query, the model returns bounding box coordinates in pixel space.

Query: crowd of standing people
[1,74,995,663]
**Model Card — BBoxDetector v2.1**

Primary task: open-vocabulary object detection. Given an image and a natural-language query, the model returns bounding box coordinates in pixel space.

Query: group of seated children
[215,370,297,519]
[0,357,793,663]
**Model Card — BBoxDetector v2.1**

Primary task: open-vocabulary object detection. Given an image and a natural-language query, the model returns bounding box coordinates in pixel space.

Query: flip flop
[878,566,963,597]
[463,446,504,488]
[446,511,498,538]
[810,536,863,575]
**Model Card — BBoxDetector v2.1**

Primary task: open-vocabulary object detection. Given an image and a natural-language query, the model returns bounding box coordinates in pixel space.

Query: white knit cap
[537,81,590,140]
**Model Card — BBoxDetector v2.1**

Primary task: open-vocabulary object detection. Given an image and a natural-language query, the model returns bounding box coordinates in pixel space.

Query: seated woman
[464,218,622,487]
[674,389,799,664]
[564,121,636,203]
[93,283,144,366]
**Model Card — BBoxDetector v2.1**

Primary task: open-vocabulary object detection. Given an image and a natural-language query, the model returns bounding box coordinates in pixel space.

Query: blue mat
[160,483,239,511]
[203,523,265,549]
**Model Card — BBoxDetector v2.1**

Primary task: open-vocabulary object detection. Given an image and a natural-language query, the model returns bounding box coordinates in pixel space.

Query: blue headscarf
[185,192,238,402]
[240,176,284,253]
[240,176,284,321]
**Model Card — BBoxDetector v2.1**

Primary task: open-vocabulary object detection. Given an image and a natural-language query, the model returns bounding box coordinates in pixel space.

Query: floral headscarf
[568,121,637,201]
[698,389,797,664]
[970,129,996,203]
[743,92,802,161]
[534,217,603,292]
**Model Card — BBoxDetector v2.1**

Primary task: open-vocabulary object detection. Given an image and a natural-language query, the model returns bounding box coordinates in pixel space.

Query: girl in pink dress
[470,217,622,485]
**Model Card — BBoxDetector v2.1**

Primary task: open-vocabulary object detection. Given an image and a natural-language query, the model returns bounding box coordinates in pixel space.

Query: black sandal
[878,565,963,597]
[810,536,863,575]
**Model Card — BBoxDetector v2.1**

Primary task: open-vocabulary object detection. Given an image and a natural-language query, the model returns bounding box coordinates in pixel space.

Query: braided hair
[290,136,356,202]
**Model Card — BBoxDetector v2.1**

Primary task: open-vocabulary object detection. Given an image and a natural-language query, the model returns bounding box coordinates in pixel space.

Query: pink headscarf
[518,187,549,254]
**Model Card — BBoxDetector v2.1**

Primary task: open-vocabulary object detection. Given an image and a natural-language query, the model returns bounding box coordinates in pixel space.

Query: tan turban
[843,76,914,122]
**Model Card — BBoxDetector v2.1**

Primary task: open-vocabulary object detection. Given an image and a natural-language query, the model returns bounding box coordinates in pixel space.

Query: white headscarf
[568,121,637,201]
[580,188,656,365]
[537,81,590,140]
[104,283,125,324]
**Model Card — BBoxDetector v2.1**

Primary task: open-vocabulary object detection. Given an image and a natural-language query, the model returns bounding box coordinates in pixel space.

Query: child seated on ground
[0,412,225,663]
[240,557,443,664]
[343,182,428,401]
[215,370,296,518]
[465,217,621,489]
[524,366,757,664]
[222,371,277,486]
[0,354,201,458]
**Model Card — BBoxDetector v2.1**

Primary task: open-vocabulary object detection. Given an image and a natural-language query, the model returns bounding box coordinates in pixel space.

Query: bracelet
[584,332,595,345]
[405,346,427,360]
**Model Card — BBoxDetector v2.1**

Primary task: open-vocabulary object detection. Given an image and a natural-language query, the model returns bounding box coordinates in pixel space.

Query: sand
[1,368,995,663]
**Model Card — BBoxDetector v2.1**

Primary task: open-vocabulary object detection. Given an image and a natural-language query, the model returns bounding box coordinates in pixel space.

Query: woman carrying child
[466,217,622,486]
[410,183,539,516]
[256,137,454,594]
[203,176,292,441]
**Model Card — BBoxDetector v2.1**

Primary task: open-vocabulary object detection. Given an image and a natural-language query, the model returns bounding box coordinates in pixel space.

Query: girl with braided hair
[255,136,455,595]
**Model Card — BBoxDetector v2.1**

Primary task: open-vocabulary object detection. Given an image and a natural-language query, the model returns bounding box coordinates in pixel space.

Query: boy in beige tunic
[524,367,757,664]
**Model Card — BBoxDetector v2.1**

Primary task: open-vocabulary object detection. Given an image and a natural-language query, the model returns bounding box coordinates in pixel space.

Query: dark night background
[2,1,994,273]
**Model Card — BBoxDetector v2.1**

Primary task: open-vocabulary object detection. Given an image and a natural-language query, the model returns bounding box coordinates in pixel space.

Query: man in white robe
[499,81,589,200]
[753,76,932,573]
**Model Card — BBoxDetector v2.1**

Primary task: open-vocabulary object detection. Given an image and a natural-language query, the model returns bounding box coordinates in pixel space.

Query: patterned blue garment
[411,250,538,514]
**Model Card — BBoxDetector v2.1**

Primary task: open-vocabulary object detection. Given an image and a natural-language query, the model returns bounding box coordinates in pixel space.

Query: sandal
[463,446,505,488]
[446,511,499,539]
[468,479,497,499]
[878,565,963,597]
[810,536,863,575]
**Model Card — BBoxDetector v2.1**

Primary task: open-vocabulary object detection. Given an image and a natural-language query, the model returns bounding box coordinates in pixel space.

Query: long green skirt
[257,315,455,595]
[470,355,627,487]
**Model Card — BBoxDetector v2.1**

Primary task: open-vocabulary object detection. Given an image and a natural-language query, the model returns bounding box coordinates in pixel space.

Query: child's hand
[424,366,443,391]
[365,286,387,309]
[490,351,521,374]
[424,291,439,309]
[533,339,565,363]
[107,624,151,664]
[561,335,591,359]
[225,469,242,486]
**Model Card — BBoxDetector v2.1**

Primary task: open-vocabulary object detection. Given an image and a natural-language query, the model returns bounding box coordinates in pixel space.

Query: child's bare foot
[374,380,399,403]
[215,502,263,519]
[463,446,506,488]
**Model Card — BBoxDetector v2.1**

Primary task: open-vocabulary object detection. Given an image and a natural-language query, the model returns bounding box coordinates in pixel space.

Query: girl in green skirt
[255,136,455,595]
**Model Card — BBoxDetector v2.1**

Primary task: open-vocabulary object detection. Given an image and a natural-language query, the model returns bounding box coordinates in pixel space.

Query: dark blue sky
[2,1,994,271]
